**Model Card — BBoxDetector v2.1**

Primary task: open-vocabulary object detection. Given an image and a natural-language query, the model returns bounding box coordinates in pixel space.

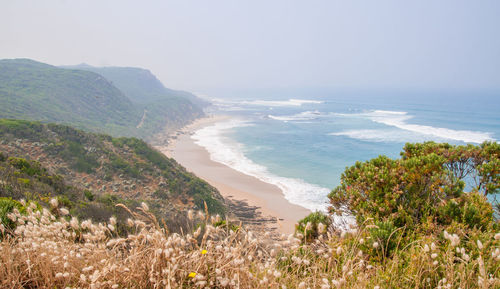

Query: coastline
[155,115,311,234]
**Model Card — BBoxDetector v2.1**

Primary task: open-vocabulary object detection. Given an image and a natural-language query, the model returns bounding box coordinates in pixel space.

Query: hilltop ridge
[0,59,139,136]
[0,59,205,140]
[62,64,208,142]
[63,64,207,106]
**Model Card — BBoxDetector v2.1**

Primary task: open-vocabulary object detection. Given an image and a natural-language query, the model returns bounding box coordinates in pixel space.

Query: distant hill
[61,64,208,140]
[0,59,141,136]
[65,64,207,106]
[0,59,206,140]
[0,119,226,231]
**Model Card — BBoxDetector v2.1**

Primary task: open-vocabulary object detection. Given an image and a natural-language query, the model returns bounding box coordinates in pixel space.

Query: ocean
[192,89,500,212]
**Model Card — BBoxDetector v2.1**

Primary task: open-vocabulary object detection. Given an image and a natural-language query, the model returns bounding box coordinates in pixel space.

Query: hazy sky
[1,0,499,93]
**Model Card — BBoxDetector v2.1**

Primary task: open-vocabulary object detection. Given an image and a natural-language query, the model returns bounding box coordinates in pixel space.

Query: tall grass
[1,200,499,288]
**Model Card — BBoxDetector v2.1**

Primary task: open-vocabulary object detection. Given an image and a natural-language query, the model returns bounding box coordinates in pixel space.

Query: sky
[1,0,499,93]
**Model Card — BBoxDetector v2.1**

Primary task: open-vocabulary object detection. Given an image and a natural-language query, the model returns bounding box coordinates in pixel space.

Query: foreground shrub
[363,220,402,261]
[296,211,331,242]
[437,191,493,229]
[0,197,25,236]
[329,142,499,232]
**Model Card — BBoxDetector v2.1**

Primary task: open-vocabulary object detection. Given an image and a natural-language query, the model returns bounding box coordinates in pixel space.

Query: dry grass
[1,200,499,288]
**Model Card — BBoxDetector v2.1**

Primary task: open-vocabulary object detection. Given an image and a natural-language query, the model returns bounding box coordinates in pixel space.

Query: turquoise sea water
[192,89,500,211]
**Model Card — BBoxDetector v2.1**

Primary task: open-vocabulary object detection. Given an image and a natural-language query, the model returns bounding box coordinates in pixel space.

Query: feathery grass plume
[477,239,484,250]
[59,207,69,215]
[1,202,499,288]
[49,198,58,208]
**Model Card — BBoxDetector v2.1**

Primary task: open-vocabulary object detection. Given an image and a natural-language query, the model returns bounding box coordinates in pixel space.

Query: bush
[296,211,331,242]
[0,197,24,234]
[112,137,173,171]
[329,142,498,233]
[437,192,493,230]
[56,195,74,209]
[0,119,46,141]
[84,190,95,201]
[214,220,240,232]
[8,157,44,176]
[193,191,226,216]
[108,154,140,178]
[363,220,402,260]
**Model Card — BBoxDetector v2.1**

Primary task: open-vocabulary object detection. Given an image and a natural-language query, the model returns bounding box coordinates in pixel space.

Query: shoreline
[155,115,311,234]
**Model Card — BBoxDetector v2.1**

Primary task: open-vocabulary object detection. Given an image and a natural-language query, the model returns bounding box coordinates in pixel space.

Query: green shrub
[192,192,226,216]
[98,194,121,207]
[0,197,24,234]
[57,195,74,209]
[84,190,95,201]
[17,178,30,186]
[8,157,43,176]
[214,220,239,232]
[108,154,140,178]
[437,192,493,230]
[296,211,331,242]
[112,137,172,171]
[329,142,498,233]
[363,220,402,260]
[0,119,46,141]
[38,174,66,193]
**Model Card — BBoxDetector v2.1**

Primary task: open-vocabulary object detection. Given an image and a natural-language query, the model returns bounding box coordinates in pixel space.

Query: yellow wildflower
[188,272,196,278]
[201,250,208,255]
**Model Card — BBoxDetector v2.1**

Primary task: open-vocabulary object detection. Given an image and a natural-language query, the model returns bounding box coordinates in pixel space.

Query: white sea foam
[244,98,323,107]
[210,98,323,107]
[192,119,330,212]
[330,129,436,143]
[333,110,495,144]
[268,110,322,122]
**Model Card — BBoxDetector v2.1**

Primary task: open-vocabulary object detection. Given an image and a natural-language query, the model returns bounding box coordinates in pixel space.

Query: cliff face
[0,119,226,231]
[61,63,208,139]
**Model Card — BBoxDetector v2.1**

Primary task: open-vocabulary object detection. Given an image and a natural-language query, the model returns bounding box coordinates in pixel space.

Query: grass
[1,201,498,288]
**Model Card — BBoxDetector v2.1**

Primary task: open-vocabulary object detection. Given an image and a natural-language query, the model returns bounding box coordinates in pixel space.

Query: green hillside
[0,59,206,140]
[62,64,207,138]
[0,59,141,136]
[65,64,193,104]
[0,119,226,231]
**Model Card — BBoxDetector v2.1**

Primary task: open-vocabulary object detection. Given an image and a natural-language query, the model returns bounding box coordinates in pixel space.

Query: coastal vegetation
[0,196,498,288]
[0,139,498,288]
[0,119,226,233]
[329,141,499,230]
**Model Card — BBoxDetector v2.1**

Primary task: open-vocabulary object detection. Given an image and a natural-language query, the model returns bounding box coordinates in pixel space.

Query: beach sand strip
[155,116,311,234]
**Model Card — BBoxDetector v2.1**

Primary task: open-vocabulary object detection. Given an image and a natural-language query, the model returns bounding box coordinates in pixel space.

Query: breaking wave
[332,110,494,144]
[192,119,330,212]
[268,110,322,122]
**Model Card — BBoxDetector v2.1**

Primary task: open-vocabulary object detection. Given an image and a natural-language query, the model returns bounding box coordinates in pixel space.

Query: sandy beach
[156,116,311,234]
